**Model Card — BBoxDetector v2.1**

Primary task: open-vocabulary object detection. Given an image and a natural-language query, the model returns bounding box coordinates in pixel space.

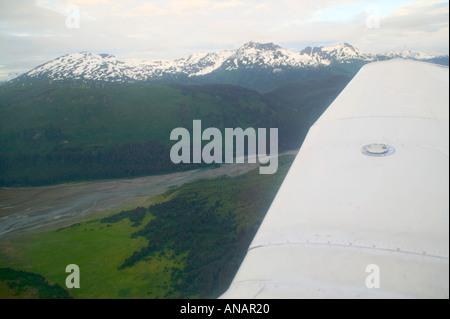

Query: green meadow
[0,156,295,299]
[0,211,185,298]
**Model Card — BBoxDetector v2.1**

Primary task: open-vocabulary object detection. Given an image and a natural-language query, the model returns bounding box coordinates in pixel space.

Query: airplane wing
[220,59,449,299]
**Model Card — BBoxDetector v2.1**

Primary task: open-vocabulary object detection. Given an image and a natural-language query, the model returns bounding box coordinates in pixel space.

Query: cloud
[394,0,446,16]
[362,0,449,53]
[171,0,210,10]
[0,0,448,81]
[384,1,449,32]
[213,0,244,9]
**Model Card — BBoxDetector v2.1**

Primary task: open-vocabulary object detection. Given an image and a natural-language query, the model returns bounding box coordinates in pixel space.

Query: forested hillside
[0,77,349,186]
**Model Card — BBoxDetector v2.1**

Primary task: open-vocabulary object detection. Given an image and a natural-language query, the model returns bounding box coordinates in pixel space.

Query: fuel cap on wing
[362,143,395,157]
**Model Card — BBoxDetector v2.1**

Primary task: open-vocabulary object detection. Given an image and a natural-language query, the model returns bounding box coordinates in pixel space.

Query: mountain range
[1,42,448,186]
[13,42,448,92]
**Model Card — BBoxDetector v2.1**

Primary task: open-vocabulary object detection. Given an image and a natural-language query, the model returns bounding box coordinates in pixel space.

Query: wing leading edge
[220,59,449,299]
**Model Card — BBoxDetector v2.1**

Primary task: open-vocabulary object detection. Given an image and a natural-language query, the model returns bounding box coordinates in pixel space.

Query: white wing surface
[221,60,449,299]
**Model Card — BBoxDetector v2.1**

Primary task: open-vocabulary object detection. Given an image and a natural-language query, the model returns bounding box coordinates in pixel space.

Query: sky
[0,0,448,81]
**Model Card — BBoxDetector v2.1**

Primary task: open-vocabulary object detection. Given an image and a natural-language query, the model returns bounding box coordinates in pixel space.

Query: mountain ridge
[13,42,449,86]
[0,76,350,186]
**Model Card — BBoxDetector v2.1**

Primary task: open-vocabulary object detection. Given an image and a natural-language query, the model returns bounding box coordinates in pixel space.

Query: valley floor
[0,153,297,299]
[0,150,297,241]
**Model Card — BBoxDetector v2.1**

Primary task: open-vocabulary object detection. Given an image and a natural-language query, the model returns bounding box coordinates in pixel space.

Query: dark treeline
[117,196,254,298]
[0,268,72,299]
[101,207,147,227]
[0,140,205,186]
[108,156,294,298]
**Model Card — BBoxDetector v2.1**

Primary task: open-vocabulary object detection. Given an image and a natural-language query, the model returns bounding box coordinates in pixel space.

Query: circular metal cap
[362,143,395,157]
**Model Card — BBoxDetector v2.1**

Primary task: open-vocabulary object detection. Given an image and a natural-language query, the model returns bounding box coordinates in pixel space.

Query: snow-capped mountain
[300,43,374,65]
[14,42,447,85]
[221,42,316,70]
[24,50,236,82]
